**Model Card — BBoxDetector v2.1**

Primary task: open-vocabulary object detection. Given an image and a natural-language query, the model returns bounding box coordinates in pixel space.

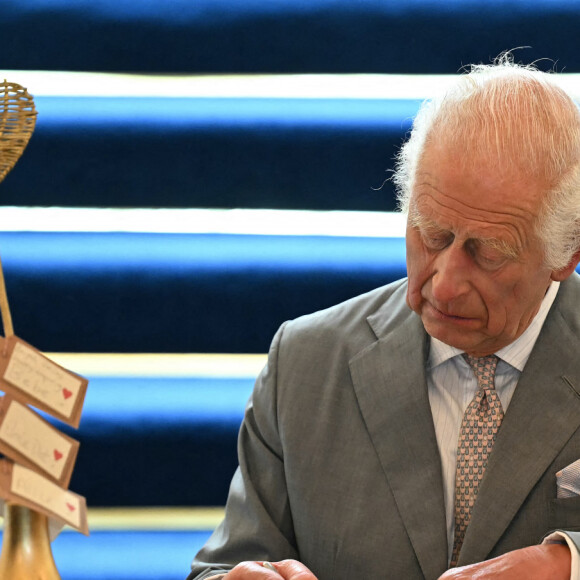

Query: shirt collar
[428,281,560,371]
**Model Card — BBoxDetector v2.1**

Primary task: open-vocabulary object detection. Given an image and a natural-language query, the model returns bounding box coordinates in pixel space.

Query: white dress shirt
[425,281,579,578]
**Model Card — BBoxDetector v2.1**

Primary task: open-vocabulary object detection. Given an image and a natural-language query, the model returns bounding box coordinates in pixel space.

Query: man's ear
[551,249,580,281]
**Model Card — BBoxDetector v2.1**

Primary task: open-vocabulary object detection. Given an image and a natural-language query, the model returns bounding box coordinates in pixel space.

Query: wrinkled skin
[437,543,571,579]
[209,560,317,579]
[406,144,579,356]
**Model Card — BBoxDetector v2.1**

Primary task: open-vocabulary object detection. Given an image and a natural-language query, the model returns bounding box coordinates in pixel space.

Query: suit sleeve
[187,322,299,580]
[568,533,580,580]
[543,531,580,580]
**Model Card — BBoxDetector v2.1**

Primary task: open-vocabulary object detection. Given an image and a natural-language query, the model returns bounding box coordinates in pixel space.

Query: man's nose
[430,244,471,305]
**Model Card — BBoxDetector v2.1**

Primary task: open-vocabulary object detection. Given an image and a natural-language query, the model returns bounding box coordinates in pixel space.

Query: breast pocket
[550,496,580,531]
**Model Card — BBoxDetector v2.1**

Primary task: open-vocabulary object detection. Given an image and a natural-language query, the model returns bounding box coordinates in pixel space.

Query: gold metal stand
[0,504,61,579]
[0,81,60,578]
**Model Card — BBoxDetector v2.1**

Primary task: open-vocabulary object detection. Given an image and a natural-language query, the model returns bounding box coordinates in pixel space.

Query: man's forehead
[419,138,527,177]
[414,140,549,207]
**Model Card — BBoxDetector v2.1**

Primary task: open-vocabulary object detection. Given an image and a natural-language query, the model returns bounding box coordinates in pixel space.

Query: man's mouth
[426,302,477,323]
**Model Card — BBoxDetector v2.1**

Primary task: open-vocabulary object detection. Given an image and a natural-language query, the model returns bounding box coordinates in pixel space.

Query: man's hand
[438,544,571,579]
[207,560,317,580]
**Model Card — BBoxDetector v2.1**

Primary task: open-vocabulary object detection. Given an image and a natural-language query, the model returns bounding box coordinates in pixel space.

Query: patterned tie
[450,354,503,567]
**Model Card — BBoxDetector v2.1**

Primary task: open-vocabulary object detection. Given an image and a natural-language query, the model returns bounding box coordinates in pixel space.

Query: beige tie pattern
[450,354,503,567]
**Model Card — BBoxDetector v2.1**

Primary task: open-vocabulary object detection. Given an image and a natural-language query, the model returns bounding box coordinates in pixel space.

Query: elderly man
[188,56,580,579]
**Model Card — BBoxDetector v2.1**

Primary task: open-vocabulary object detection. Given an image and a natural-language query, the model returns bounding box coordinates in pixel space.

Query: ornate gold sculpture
[0,80,61,579]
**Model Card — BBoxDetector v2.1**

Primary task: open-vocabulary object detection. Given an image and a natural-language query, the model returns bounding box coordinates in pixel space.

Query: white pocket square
[557,459,580,498]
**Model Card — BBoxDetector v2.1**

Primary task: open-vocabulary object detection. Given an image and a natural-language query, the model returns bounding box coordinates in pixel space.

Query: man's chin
[421,316,483,351]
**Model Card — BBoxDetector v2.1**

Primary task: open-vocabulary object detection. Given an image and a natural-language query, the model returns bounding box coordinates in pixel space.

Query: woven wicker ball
[0,80,37,184]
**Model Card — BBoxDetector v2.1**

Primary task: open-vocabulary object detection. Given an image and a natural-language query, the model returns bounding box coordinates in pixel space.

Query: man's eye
[475,249,508,269]
[422,233,451,250]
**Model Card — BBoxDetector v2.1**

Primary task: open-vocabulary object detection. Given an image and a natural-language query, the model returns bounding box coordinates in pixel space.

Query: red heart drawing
[66,502,76,512]
[62,388,73,400]
[54,449,63,461]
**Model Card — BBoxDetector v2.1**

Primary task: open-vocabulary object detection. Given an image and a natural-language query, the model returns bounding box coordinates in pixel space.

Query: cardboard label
[0,397,79,487]
[0,336,88,428]
[0,459,88,535]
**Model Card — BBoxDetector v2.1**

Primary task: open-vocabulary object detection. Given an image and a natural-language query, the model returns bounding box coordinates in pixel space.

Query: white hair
[392,53,580,271]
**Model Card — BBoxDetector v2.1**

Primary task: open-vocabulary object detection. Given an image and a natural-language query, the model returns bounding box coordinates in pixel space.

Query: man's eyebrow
[477,237,520,260]
[408,208,442,231]
[408,212,454,238]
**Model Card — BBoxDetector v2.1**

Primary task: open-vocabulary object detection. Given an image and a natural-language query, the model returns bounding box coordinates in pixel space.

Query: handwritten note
[11,463,85,532]
[0,336,88,427]
[0,398,77,484]
[4,341,81,416]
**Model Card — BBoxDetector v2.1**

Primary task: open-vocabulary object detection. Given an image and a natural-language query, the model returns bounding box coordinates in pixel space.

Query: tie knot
[462,354,499,388]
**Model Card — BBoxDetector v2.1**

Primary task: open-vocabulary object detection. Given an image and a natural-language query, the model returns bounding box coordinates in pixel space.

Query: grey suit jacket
[189,275,580,580]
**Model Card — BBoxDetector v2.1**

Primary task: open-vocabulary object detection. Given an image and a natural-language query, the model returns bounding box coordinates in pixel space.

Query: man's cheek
[479,299,507,336]
[405,272,424,313]
[406,287,415,311]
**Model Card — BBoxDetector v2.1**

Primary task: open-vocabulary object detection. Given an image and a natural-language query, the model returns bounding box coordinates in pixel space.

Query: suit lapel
[349,305,448,580]
[458,280,580,565]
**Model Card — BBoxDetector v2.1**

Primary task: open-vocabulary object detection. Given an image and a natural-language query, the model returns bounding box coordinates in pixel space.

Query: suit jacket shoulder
[278,277,417,359]
[549,273,580,339]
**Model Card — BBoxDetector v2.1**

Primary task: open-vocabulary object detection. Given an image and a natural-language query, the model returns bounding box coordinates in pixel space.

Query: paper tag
[0,460,88,535]
[0,397,79,487]
[0,336,88,428]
